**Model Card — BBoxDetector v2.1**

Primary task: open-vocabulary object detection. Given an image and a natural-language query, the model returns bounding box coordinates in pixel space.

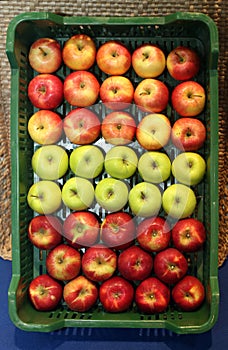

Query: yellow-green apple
[99,76,134,110]
[96,40,131,75]
[171,275,205,311]
[162,184,197,219]
[28,215,63,250]
[104,146,138,179]
[171,117,206,151]
[63,275,98,312]
[69,145,104,179]
[136,216,171,252]
[28,110,63,145]
[101,111,136,145]
[28,74,63,109]
[134,79,169,113]
[171,81,206,117]
[27,180,62,214]
[135,277,170,313]
[153,247,188,284]
[95,177,129,212]
[138,151,171,183]
[99,276,134,312]
[171,218,206,252]
[63,108,101,145]
[167,46,200,81]
[118,245,153,281]
[82,244,117,282]
[132,44,166,78]
[32,145,69,180]
[63,211,100,249]
[62,34,96,71]
[64,71,100,107]
[100,211,135,250]
[171,152,206,186]
[28,274,63,311]
[136,114,171,150]
[61,177,94,211]
[46,243,81,281]
[28,37,62,73]
[128,181,162,217]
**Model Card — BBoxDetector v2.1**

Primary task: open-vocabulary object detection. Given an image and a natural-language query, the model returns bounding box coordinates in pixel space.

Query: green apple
[138,151,171,183]
[62,177,94,210]
[104,146,138,179]
[32,145,69,180]
[70,145,104,179]
[128,181,161,217]
[171,152,206,186]
[95,177,129,212]
[27,180,62,214]
[162,184,196,219]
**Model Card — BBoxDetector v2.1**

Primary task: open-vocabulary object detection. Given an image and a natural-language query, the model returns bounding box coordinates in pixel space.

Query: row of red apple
[28,242,205,314]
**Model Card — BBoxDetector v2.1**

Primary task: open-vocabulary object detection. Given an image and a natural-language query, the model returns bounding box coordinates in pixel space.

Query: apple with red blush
[96,40,131,75]
[172,275,205,311]
[28,215,63,250]
[135,277,170,314]
[28,274,63,311]
[118,245,153,281]
[153,247,188,285]
[28,73,63,110]
[99,276,134,313]
[64,71,100,107]
[46,243,81,281]
[63,211,100,249]
[63,275,98,312]
[136,216,171,253]
[28,37,62,73]
[82,244,117,282]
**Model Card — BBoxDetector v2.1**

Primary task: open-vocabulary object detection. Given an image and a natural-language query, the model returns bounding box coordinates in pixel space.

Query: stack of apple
[26,35,207,315]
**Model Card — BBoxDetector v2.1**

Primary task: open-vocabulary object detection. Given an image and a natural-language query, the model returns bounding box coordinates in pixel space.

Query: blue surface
[1,257,228,350]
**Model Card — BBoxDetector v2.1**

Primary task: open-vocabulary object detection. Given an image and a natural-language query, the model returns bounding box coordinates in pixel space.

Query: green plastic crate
[6,11,219,334]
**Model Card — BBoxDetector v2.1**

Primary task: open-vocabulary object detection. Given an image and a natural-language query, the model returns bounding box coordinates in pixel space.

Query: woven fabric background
[0,0,227,265]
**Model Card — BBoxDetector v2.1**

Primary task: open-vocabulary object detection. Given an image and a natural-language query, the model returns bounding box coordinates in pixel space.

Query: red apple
[171,117,206,151]
[100,212,135,250]
[171,218,206,252]
[64,71,100,107]
[28,274,63,311]
[153,247,188,284]
[62,34,96,71]
[134,78,169,113]
[171,81,206,117]
[28,37,62,73]
[99,76,134,110]
[82,244,117,282]
[135,277,170,314]
[28,74,63,110]
[136,216,171,252]
[28,215,63,250]
[101,111,136,145]
[99,276,134,312]
[63,211,100,249]
[167,46,200,81]
[118,245,153,281]
[172,275,205,311]
[63,275,98,312]
[132,44,166,78]
[28,110,63,145]
[136,113,171,150]
[46,243,81,281]
[96,40,131,75]
[63,108,101,144]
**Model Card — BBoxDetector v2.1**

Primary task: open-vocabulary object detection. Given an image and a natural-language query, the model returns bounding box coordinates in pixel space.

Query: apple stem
[175,51,185,63]
[39,47,47,56]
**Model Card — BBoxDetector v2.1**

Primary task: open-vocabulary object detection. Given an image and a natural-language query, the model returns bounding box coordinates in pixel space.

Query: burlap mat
[0,0,227,266]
